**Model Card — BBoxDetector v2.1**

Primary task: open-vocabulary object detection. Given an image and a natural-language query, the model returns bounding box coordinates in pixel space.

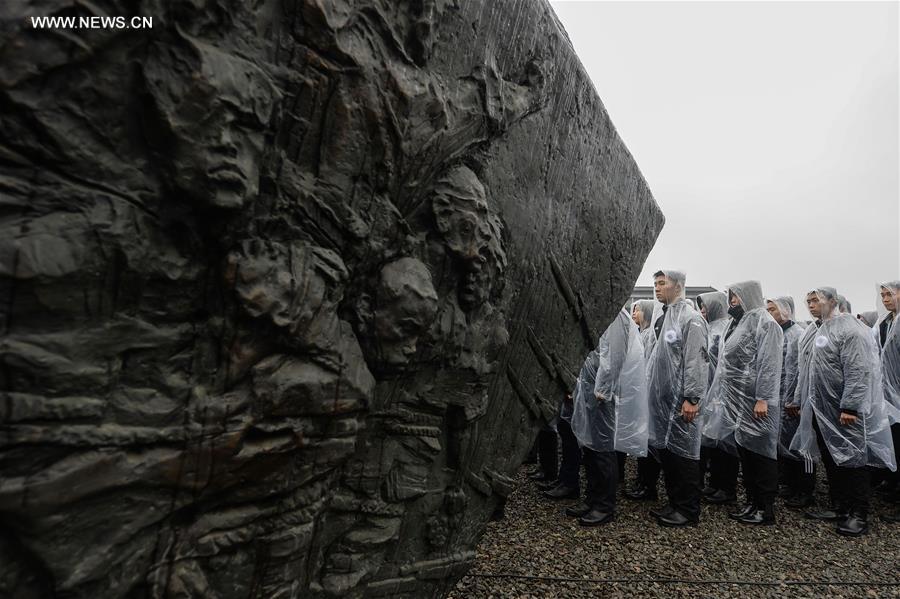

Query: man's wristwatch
[684,397,700,406]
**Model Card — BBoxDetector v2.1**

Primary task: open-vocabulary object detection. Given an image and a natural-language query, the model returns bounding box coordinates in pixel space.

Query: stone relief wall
[0,0,663,597]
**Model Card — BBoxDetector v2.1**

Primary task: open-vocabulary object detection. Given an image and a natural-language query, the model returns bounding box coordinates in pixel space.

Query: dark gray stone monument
[0,0,663,597]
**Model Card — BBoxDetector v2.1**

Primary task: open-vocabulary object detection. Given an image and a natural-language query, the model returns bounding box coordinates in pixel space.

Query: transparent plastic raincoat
[697,291,729,384]
[562,324,608,425]
[875,281,900,417]
[632,299,657,360]
[768,297,804,459]
[858,311,878,328]
[703,281,783,459]
[570,308,649,456]
[646,270,709,460]
[697,291,735,454]
[790,320,820,408]
[790,288,897,470]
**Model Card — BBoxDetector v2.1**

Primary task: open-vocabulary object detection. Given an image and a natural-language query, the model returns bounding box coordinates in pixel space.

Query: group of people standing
[527,271,900,537]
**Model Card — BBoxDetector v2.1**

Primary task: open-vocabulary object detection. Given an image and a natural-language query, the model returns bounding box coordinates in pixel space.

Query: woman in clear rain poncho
[569,307,649,525]
[696,291,741,505]
[645,270,709,526]
[765,296,813,507]
[703,281,783,525]
[632,299,657,360]
[625,299,663,502]
[790,287,898,536]
[875,281,900,523]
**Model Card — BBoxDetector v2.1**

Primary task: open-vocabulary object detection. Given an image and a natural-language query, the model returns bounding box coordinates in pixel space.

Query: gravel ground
[450,461,900,598]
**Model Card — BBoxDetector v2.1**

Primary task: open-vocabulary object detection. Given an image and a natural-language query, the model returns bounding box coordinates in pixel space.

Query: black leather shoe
[804,507,848,521]
[704,489,737,505]
[537,479,559,491]
[650,504,676,518]
[728,504,756,520]
[737,509,776,525]
[542,485,580,500]
[565,501,592,518]
[777,485,793,499]
[701,485,717,497]
[529,470,552,481]
[625,485,658,501]
[836,514,869,537]
[784,493,814,509]
[657,510,697,527]
[579,509,615,526]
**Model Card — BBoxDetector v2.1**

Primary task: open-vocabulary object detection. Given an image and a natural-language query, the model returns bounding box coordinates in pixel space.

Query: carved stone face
[372,257,439,370]
[144,35,276,209]
[432,166,506,310]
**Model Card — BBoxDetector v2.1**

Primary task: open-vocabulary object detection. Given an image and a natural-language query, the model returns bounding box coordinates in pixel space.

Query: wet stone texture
[0,0,662,597]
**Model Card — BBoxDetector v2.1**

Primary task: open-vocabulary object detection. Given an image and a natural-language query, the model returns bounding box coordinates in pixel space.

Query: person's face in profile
[882,287,897,313]
[766,301,786,324]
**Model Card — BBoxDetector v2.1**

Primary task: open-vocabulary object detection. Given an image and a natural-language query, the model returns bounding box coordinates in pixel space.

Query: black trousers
[891,423,900,486]
[557,418,582,490]
[699,446,711,481]
[738,445,778,511]
[536,427,559,480]
[659,449,701,521]
[636,455,661,490]
[813,414,870,516]
[617,452,626,482]
[708,447,740,494]
[583,448,618,513]
[779,457,815,495]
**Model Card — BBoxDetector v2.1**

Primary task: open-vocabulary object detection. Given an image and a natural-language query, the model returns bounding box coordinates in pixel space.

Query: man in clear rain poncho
[695,291,740,505]
[625,299,663,500]
[766,296,814,508]
[790,287,898,536]
[704,281,783,525]
[567,306,649,526]
[789,289,830,517]
[645,270,709,527]
[875,281,900,523]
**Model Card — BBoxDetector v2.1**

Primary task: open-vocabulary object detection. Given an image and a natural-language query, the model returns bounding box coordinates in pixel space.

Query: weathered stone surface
[0,0,663,597]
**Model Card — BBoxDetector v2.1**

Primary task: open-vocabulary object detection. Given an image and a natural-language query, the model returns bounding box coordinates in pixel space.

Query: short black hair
[653,270,665,278]
[695,296,704,307]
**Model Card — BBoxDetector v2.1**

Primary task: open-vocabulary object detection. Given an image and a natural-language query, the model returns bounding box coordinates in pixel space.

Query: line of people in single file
[526,271,900,537]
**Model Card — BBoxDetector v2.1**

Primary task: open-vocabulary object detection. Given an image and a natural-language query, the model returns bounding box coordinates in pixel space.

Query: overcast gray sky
[551,0,899,319]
